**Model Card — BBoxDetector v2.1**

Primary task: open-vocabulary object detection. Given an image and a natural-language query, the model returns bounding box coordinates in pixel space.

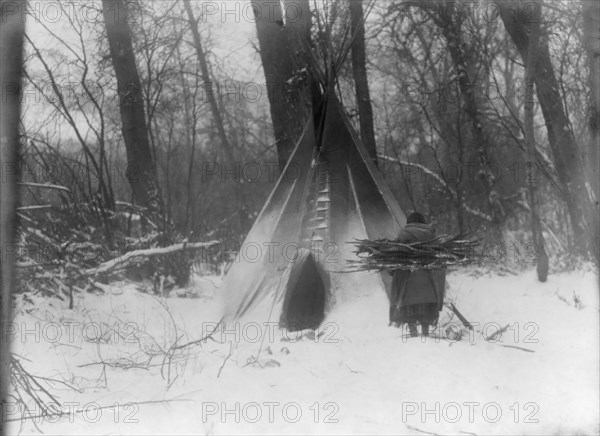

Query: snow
[5,267,599,435]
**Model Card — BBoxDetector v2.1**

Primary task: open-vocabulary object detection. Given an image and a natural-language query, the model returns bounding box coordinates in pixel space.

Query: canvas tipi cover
[222,92,406,328]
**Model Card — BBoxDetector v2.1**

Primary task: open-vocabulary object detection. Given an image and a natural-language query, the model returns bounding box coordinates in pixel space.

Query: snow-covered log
[84,241,220,276]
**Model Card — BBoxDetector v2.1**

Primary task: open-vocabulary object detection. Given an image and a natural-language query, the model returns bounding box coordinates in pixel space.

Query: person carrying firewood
[390,212,446,337]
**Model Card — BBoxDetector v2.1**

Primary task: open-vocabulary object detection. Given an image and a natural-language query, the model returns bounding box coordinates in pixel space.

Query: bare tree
[582,0,600,259]
[501,1,594,257]
[523,0,548,281]
[0,0,26,412]
[250,0,312,170]
[102,0,164,231]
[349,0,377,164]
[415,1,506,250]
[183,0,235,164]
[23,2,117,243]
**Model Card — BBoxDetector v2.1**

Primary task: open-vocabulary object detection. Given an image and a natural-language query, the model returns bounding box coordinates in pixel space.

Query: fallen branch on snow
[84,241,219,276]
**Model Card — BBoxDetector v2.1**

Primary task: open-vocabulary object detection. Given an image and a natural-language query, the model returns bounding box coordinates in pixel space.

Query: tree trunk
[582,0,600,260]
[424,2,506,253]
[523,0,548,281]
[101,0,164,230]
[250,0,312,170]
[349,0,377,165]
[0,0,26,416]
[178,46,198,235]
[500,1,594,258]
[183,0,235,164]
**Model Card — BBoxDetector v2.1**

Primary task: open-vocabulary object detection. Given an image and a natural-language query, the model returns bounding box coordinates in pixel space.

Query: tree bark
[250,0,312,170]
[349,0,377,165]
[500,1,594,258]
[523,0,548,281]
[102,0,164,230]
[582,0,600,260]
[183,0,235,164]
[0,0,26,417]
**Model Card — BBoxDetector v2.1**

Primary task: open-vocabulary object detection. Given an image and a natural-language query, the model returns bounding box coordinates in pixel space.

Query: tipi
[222,88,406,330]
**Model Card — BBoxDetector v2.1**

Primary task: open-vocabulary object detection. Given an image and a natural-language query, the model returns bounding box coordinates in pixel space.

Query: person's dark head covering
[406,211,427,224]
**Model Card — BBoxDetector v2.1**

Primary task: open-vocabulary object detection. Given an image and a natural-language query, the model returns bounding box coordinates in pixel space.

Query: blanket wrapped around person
[389,212,446,336]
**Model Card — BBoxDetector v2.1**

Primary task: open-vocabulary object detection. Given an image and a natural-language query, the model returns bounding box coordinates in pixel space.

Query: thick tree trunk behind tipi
[102,0,164,231]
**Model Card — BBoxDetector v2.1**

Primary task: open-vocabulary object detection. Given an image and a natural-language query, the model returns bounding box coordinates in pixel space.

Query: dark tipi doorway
[279,250,328,331]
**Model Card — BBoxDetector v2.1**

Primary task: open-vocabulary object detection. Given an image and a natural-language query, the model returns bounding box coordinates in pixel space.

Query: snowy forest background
[15,0,599,281]
[1,0,599,434]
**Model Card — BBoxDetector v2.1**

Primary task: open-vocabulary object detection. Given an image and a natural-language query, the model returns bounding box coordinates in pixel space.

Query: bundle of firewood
[348,234,481,271]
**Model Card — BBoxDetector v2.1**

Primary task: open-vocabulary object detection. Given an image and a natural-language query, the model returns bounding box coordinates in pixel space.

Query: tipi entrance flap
[279,249,328,331]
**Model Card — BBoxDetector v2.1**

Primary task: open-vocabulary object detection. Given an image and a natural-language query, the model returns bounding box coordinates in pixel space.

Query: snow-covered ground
[5,267,599,435]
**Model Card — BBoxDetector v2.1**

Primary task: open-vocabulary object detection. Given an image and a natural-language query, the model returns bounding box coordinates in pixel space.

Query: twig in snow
[217,342,233,378]
[499,344,535,353]
[485,324,510,342]
[406,424,439,435]
[447,303,473,330]
[8,353,75,429]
